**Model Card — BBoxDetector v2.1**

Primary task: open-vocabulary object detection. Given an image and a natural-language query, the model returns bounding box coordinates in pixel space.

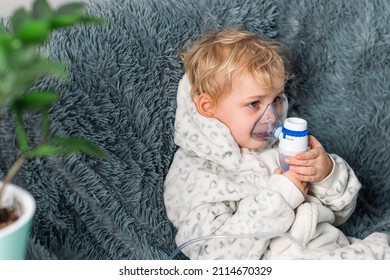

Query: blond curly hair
[181,28,289,103]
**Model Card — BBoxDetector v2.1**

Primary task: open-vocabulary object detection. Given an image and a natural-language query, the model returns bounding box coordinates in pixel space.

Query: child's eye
[249,101,259,108]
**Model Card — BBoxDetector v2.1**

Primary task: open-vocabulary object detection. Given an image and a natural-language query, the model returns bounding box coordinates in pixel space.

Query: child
[164,28,390,259]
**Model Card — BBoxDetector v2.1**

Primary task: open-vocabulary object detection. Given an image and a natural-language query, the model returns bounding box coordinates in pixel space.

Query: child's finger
[274,168,283,174]
[308,135,323,149]
[289,165,316,176]
[295,150,317,161]
[286,149,319,164]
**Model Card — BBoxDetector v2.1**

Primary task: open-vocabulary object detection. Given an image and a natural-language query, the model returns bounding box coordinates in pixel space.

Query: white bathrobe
[164,74,390,259]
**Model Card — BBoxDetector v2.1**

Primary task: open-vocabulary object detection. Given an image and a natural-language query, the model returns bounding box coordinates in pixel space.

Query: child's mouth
[251,132,271,141]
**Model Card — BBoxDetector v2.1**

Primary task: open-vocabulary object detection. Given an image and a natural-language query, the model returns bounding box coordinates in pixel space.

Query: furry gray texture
[272,0,390,238]
[1,0,278,259]
[0,0,388,259]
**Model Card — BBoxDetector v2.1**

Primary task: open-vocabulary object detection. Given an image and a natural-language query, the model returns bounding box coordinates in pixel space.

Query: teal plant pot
[0,183,36,260]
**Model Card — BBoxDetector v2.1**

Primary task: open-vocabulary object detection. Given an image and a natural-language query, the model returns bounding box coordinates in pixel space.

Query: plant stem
[0,156,26,208]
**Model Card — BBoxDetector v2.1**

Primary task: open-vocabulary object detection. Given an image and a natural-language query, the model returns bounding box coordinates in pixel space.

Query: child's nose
[262,104,277,123]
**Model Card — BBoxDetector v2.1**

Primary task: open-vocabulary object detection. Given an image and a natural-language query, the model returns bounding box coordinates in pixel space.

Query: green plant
[0,0,106,223]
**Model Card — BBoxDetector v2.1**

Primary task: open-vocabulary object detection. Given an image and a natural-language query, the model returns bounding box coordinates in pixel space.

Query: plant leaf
[0,32,13,46]
[52,136,107,158]
[49,15,81,29]
[0,72,15,107]
[32,0,53,20]
[11,91,58,113]
[10,8,31,33]
[0,24,7,34]
[56,2,86,16]
[24,144,63,158]
[32,59,68,80]
[14,112,29,152]
[6,44,36,67]
[0,44,6,71]
[17,20,50,44]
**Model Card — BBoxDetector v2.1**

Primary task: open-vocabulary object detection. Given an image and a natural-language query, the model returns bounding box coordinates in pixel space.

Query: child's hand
[285,135,333,183]
[274,168,308,196]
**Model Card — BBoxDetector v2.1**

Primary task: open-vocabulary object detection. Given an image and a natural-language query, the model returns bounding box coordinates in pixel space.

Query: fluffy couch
[0,0,388,259]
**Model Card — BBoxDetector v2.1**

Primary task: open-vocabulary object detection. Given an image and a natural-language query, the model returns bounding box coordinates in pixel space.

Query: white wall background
[1,0,75,17]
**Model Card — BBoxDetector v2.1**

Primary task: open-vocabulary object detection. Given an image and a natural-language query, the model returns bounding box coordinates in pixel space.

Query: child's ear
[195,93,215,118]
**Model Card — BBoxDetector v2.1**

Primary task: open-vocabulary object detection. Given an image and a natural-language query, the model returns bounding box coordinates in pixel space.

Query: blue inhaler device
[277,117,309,172]
[250,102,309,172]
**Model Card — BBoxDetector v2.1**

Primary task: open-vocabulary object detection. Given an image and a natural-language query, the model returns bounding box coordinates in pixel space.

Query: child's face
[212,72,285,150]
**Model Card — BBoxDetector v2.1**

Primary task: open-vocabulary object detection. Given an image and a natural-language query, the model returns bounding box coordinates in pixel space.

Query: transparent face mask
[250,94,288,141]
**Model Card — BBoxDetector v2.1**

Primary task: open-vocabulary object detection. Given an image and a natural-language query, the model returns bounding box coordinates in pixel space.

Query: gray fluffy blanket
[0,0,388,259]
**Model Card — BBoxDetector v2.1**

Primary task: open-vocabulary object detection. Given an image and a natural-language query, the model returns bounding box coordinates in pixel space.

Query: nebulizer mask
[250,95,287,142]
[251,94,309,172]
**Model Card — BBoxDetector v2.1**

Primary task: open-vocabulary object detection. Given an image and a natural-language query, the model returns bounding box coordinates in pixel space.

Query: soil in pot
[0,207,19,229]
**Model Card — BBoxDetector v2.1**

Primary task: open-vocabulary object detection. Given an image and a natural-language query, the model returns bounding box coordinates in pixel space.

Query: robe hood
[174,74,246,170]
